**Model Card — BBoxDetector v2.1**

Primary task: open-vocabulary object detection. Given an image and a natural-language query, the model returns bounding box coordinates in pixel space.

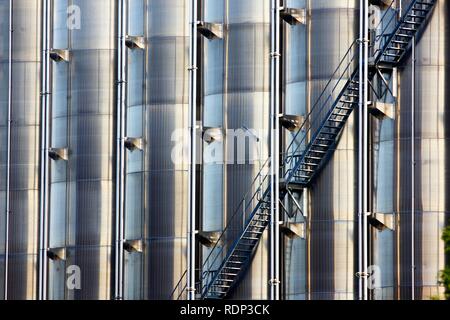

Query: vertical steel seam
[187,0,198,301]
[115,0,127,300]
[38,0,51,301]
[4,0,13,301]
[411,35,416,301]
[363,0,369,301]
[358,0,364,301]
[269,0,281,301]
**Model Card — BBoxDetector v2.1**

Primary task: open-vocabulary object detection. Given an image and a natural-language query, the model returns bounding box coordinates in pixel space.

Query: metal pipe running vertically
[4,0,13,301]
[358,0,369,301]
[187,0,198,301]
[38,0,51,301]
[115,0,127,300]
[269,0,281,300]
[411,36,416,301]
[363,0,369,301]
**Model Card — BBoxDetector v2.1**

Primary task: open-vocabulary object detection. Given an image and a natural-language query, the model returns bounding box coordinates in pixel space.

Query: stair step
[220,272,238,276]
[231,254,249,259]
[383,53,401,58]
[310,149,327,154]
[294,174,311,179]
[217,278,234,282]
[396,33,413,38]
[246,230,264,235]
[242,236,260,241]
[387,46,406,51]
[223,266,241,270]
[328,119,345,123]
[392,39,409,45]
[209,290,227,295]
[336,106,353,111]
[340,99,357,104]
[303,162,319,167]
[407,14,426,19]
[404,20,422,25]
[305,155,322,161]
[399,26,417,32]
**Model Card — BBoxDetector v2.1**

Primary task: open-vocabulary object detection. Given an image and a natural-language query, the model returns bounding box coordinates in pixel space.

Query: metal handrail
[198,162,272,296]
[200,188,271,298]
[371,0,400,59]
[373,0,435,65]
[169,269,187,300]
[284,41,359,163]
[170,158,271,299]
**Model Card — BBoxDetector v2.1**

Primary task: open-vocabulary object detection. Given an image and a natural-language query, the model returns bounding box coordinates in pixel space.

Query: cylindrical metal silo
[225,0,270,300]
[307,0,358,300]
[200,0,271,299]
[123,0,189,300]
[0,0,42,300]
[47,0,116,300]
[396,0,449,300]
[282,0,308,300]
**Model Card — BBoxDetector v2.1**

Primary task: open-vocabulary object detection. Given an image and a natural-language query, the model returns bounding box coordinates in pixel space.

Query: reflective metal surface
[307,0,358,300]
[282,0,308,300]
[201,0,271,299]
[123,0,189,300]
[395,0,448,300]
[0,0,447,301]
[48,0,116,300]
[0,0,41,300]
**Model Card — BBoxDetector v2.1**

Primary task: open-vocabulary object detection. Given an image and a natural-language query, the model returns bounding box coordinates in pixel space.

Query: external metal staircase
[170,0,437,300]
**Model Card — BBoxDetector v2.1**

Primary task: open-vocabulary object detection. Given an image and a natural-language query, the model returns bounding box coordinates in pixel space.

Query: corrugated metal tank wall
[47,0,116,300]
[201,0,270,299]
[396,0,448,300]
[123,0,189,300]
[307,0,358,300]
[201,0,225,298]
[0,0,41,300]
[224,0,270,300]
[282,0,308,300]
[369,3,397,301]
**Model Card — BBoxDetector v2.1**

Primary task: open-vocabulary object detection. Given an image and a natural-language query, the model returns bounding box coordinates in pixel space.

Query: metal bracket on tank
[203,127,223,144]
[197,21,224,40]
[369,0,394,10]
[369,101,395,120]
[125,35,146,50]
[49,49,71,62]
[197,231,223,248]
[48,147,69,161]
[281,222,305,239]
[280,114,304,132]
[280,8,306,25]
[123,239,144,253]
[368,213,395,231]
[124,137,144,151]
[47,247,67,261]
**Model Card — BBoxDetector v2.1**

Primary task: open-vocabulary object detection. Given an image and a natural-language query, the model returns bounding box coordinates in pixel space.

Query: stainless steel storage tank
[47,0,116,299]
[123,0,189,299]
[307,0,358,300]
[201,0,271,299]
[395,0,448,300]
[282,0,308,300]
[0,0,41,300]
